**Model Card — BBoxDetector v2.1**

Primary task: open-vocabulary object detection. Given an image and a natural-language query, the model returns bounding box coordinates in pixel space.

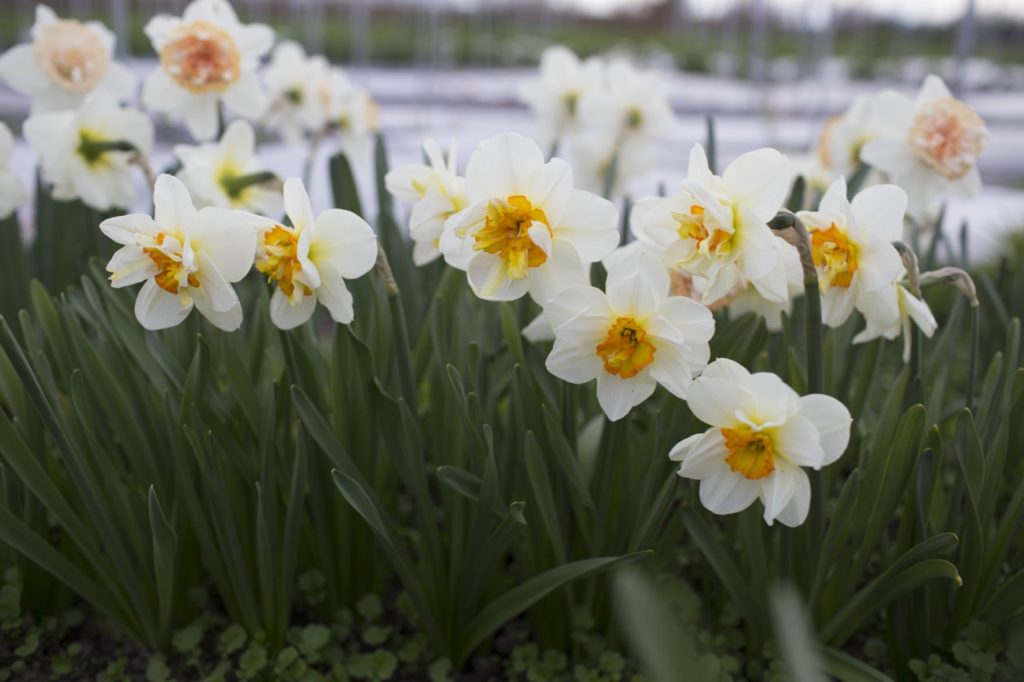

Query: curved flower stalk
[321,68,378,168]
[440,133,619,303]
[0,123,26,219]
[671,358,851,527]
[100,174,255,331]
[0,5,136,114]
[796,177,906,329]
[385,139,468,266]
[24,93,153,211]
[632,144,792,305]
[251,178,378,330]
[261,41,330,143]
[142,0,274,141]
[518,45,604,151]
[174,119,283,215]
[861,74,987,222]
[543,251,714,421]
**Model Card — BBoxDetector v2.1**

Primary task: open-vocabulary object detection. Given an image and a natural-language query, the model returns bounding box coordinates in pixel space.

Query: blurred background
[1,0,1023,257]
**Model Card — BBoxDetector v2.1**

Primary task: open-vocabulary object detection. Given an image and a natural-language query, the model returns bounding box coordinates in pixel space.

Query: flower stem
[375,243,418,412]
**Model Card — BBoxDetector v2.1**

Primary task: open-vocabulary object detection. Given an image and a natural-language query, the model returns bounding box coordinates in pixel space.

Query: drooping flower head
[853,271,938,363]
[24,92,153,211]
[861,74,987,221]
[440,133,619,303]
[632,144,792,305]
[518,45,604,147]
[142,0,274,141]
[385,138,468,266]
[174,119,282,215]
[0,5,136,113]
[261,41,330,143]
[100,174,256,331]
[543,251,714,421]
[251,178,378,330]
[0,123,26,220]
[797,177,906,329]
[671,359,851,527]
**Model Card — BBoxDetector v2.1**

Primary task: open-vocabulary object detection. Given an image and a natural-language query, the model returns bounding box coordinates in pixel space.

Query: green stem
[222,171,277,198]
[376,244,418,413]
[601,153,619,200]
[77,138,137,162]
[967,305,979,412]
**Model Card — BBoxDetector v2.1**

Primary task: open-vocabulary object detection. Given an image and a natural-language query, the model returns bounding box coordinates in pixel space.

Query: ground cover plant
[0,2,1021,680]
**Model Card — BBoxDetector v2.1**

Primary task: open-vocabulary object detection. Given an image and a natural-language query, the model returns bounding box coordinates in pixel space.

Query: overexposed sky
[554,0,1024,24]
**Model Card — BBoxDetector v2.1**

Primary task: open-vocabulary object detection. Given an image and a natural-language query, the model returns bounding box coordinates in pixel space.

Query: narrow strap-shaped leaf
[820,646,895,682]
[328,151,363,216]
[523,431,566,564]
[456,551,651,665]
[148,486,177,645]
[770,585,827,682]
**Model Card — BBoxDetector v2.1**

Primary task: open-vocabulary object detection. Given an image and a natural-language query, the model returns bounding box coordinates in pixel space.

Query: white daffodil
[385,139,468,266]
[568,129,653,200]
[439,133,619,303]
[261,41,329,143]
[252,178,377,330]
[861,75,987,221]
[727,241,804,332]
[24,93,153,211]
[0,123,26,220]
[322,68,377,167]
[816,92,893,180]
[99,174,255,331]
[142,0,274,141]
[174,119,282,215]
[797,177,905,329]
[632,144,792,305]
[0,5,135,114]
[543,251,714,421]
[853,274,937,363]
[579,59,674,148]
[670,358,851,527]
[518,45,604,148]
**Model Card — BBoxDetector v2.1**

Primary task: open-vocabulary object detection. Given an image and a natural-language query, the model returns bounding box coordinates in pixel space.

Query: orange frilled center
[256,224,310,298]
[595,316,656,379]
[160,20,241,93]
[34,19,109,93]
[145,233,198,295]
[810,223,858,289]
[908,97,985,180]
[675,204,732,254]
[722,427,776,480]
[473,195,551,280]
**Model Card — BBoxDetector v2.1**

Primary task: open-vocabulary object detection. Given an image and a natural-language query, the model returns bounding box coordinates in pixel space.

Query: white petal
[901,287,937,338]
[464,133,545,200]
[798,394,852,466]
[269,287,317,330]
[686,144,715,183]
[684,376,750,428]
[283,177,316,230]
[310,209,378,279]
[821,286,857,328]
[647,338,703,399]
[699,470,760,516]
[183,94,221,142]
[134,278,191,330]
[774,470,811,527]
[316,264,355,324]
[596,371,656,421]
[223,72,268,119]
[860,138,920,179]
[195,253,238,312]
[100,214,160,245]
[522,314,554,343]
[761,463,808,526]
[467,253,530,301]
[605,250,668,315]
[722,148,790,221]
[193,291,243,331]
[546,335,604,384]
[916,74,952,105]
[153,174,198,233]
[526,157,573,227]
[699,357,750,383]
[672,429,728,480]
[851,184,907,243]
[541,284,609,330]
[527,240,589,306]
[743,372,800,424]
[554,189,620,263]
[771,415,826,468]
[190,207,256,282]
[0,45,46,96]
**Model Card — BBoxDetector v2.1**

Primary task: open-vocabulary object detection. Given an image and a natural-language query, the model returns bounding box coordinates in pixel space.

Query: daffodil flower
[816,92,890,181]
[439,133,619,303]
[385,138,468,266]
[321,68,377,167]
[861,74,987,221]
[252,178,378,330]
[0,5,136,114]
[100,174,256,331]
[518,45,604,148]
[142,0,274,141]
[261,41,330,143]
[853,273,938,363]
[0,123,26,220]
[797,177,906,329]
[543,251,714,421]
[24,93,153,211]
[670,358,851,527]
[174,119,282,215]
[632,144,792,305]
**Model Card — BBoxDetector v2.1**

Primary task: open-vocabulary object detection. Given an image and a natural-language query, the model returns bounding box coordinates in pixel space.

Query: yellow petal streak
[145,233,198,295]
[256,225,310,298]
[811,223,858,289]
[722,427,776,480]
[595,316,656,379]
[473,195,551,280]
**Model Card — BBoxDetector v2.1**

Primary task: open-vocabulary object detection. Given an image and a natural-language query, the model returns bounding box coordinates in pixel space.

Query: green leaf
[770,584,828,682]
[523,431,566,563]
[821,647,894,682]
[147,485,178,644]
[456,551,651,664]
[329,151,363,216]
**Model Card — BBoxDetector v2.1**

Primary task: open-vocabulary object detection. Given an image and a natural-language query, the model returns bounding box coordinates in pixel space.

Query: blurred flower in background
[0,4,136,114]
[0,123,26,219]
[261,41,330,144]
